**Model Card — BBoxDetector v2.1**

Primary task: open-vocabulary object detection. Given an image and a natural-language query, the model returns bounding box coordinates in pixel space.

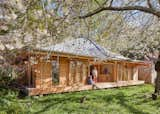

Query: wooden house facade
[20,38,150,96]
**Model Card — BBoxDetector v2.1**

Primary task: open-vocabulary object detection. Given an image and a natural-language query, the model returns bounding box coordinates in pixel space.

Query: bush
[0,66,18,88]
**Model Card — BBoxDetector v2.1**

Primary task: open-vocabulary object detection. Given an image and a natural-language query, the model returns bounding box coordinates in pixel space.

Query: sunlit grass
[1,84,159,114]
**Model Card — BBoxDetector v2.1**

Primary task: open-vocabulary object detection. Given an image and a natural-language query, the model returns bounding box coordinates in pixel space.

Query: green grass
[0,84,160,114]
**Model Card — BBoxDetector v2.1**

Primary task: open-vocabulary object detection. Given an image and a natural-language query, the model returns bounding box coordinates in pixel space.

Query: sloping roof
[40,38,130,60]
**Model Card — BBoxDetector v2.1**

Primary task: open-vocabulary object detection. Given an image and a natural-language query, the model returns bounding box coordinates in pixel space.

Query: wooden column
[120,62,123,81]
[75,61,78,84]
[113,61,117,82]
[133,66,138,81]
[98,64,100,82]
[27,57,31,87]
[67,59,70,86]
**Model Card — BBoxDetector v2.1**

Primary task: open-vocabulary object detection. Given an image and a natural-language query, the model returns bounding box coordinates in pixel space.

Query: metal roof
[40,38,130,61]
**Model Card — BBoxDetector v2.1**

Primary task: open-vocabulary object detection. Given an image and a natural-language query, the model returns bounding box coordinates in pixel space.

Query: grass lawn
[0,84,160,114]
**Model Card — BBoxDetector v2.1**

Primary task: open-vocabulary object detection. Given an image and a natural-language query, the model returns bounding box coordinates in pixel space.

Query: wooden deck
[26,80,144,96]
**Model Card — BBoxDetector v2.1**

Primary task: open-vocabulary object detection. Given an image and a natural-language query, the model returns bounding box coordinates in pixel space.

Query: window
[100,64,113,75]
[52,60,59,85]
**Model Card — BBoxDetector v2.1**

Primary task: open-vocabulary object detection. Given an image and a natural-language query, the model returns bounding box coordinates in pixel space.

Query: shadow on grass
[33,90,151,114]
[104,92,149,114]
[34,95,81,114]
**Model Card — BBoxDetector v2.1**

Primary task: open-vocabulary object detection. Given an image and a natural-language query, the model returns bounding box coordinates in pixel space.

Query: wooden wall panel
[117,62,135,81]
[98,63,114,82]
[68,61,75,85]
[68,60,88,86]
[138,65,152,83]
[59,58,69,86]
[82,63,88,84]
[34,61,52,88]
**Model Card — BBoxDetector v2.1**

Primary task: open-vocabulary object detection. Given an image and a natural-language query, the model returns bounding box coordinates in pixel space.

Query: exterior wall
[138,64,152,83]
[117,62,135,81]
[30,56,89,89]
[97,63,114,82]
[133,67,138,81]
[24,52,148,95]
[33,61,52,88]
[68,60,88,86]
[59,58,69,86]
[31,57,69,88]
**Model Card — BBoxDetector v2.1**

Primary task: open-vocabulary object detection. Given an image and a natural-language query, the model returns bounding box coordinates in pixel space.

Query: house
[19,38,151,96]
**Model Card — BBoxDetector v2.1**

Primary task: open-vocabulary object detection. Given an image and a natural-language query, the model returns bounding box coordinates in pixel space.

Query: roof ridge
[82,37,108,57]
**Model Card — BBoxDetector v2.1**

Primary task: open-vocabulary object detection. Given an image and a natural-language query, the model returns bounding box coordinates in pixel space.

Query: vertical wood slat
[98,64,100,82]
[121,63,123,81]
[114,61,117,82]
[27,57,31,87]
[67,59,70,86]
[124,62,127,81]
[59,58,69,86]
[68,61,72,86]
[128,65,131,81]
[133,67,138,81]
[75,61,78,84]
[117,63,120,81]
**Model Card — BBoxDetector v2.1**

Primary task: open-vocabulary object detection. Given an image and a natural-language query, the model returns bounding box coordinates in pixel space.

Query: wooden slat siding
[75,61,78,84]
[74,61,77,84]
[97,64,100,82]
[31,64,38,88]
[68,60,73,85]
[82,64,85,84]
[122,63,124,81]
[80,63,85,84]
[114,61,117,82]
[127,64,131,81]
[127,64,130,81]
[130,65,134,80]
[119,63,121,81]
[69,61,76,86]
[122,62,125,81]
[117,63,120,81]
[120,63,123,81]
[110,64,114,82]
[34,61,52,88]
[126,63,128,81]
[67,59,70,86]
[83,63,88,84]
[122,62,124,81]
[138,65,152,83]
[68,61,71,86]
[133,67,138,81]
[59,58,69,86]
[27,57,31,87]
[124,63,127,81]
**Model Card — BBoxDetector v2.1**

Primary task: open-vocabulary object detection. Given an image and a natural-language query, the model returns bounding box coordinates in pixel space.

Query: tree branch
[79,6,160,18]
[109,0,114,7]
[94,0,101,6]
[147,0,152,8]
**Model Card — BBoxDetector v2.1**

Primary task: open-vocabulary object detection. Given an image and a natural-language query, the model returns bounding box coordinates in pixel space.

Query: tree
[79,0,160,18]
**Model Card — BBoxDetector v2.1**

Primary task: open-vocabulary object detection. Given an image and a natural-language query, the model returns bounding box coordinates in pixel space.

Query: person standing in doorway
[92,66,98,83]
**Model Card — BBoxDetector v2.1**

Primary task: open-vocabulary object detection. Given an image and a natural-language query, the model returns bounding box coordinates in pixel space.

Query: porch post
[133,66,138,81]
[114,61,118,82]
